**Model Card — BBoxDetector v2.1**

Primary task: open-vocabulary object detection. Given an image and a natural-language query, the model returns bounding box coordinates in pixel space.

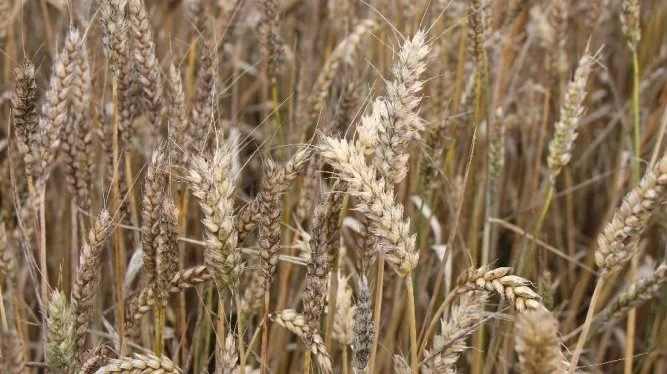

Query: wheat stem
[368,253,385,373]
[569,277,604,373]
[406,274,418,373]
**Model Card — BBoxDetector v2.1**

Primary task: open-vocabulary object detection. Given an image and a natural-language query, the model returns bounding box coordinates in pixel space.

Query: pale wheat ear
[515,308,568,373]
[595,155,667,277]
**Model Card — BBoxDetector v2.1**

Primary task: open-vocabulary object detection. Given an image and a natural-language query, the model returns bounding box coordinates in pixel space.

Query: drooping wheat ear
[127,266,212,324]
[270,309,333,374]
[168,64,190,149]
[371,30,430,185]
[190,45,215,150]
[467,0,488,64]
[11,61,39,176]
[1,330,26,374]
[308,19,377,122]
[100,0,136,140]
[94,353,182,373]
[156,199,179,306]
[393,355,411,374]
[303,211,330,346]
[71,211,112,354]
[187,145,241,290]
[257,159,282,292]
[424,292,488,373]
[353,276,372,373]
[515,308,568,374]
[595,155,667,277]
[333,274,356,346]
[320,136,418,276]
[457,266,542,311]
[598,263,667,328]
[36,28,82,183]
[259,0,285,77]
[77,345,113,374]
[217,332,239,374]
[141,149,167,280]
[620,0,640,51]
[128,0,163,130]
[61,28,92,207]
[46,290,76,373]
[236,147,312,242]
[546,46,594,180]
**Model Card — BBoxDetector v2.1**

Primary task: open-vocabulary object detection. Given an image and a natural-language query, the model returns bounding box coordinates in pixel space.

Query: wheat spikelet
[259,0,285,76]
[424,292,488,373]
[270,309,332,373]
[236,147,312,242]
[218,332,239,374]
[190,45,215,149]
[94,353,181,373]
[353,276,372,373]
[127,266,212,324]
[168,64,189,149]
[0,330,25,374]
[547,47,594,180]
[188,144,241,289]
[128,0,164,129]
[302,210,329,345]
[141,149,166,280]
[332,274,356,346]
[257,159,283,292]
[598,263,667,328]
[457,266,542,311]
[155,198,179,305]
[100,0,136,140]
[515,308,567,374]
[77,345,113,374]
[11,61,39,175]
[320,136,418,276]
[46,290,75,373]
[60,28,92,207]
[71,210,112,354]
[621,0,640,51]
[307,19,376,122]
[37,28,83,182]
[595,155,667,276]
[0,223,15,282]
[372,30,429,185]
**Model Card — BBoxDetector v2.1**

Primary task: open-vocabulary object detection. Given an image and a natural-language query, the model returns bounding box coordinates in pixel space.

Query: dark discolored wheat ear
[189,45,215,150]
[353,276,372,373]
[302,208,329,346]
[257,158,283,292]
[141,149,167,280]
[128,0,164,133]
[155,198,179,306]
[259,0,285,77]
[11,61,39,177]
[71,211,112,355]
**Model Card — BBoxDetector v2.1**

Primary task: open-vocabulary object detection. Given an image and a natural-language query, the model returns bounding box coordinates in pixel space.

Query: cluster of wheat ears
[0,0,666,373]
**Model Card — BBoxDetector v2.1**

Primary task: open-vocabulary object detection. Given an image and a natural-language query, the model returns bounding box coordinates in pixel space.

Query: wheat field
[0,0,666,373]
